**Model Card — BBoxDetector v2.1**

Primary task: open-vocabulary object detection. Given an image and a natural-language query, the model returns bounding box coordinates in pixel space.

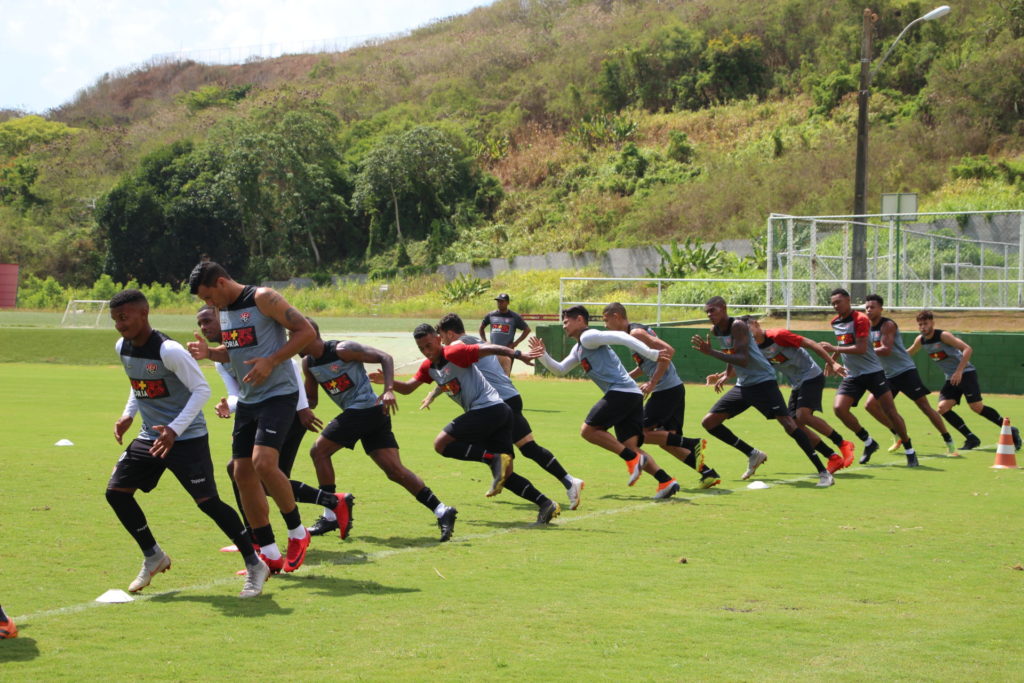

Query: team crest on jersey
[222,326,257,349]
[632,352,644,366]
[581,358,592,373]
[836,333,854,344]
[441,378,462,396]
[873,340,882,348]
[493,323,511,333]
[145,362,158,375]
[130,378,169,399]
[240,311,252,323]
[768,349,786,364]
[929,350,948,361]
[330,363,341,373]
[321,374,353,395]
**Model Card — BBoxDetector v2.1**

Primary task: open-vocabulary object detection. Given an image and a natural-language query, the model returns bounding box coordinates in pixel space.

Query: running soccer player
[385,324,561,525]
[303,320,458,542]
[107,289,269,598]
[743,317,857,475]
[431,313,585,509]
[195,307,353,550]
[600,302,722,489]
[908,310,1021,451]
[531,305,683,499]
[187,261,316,574]
[820,288,917,467]
[862,295,959,456]
[479,293,531,376]
[692,297,837,487]
[0,605,16,639]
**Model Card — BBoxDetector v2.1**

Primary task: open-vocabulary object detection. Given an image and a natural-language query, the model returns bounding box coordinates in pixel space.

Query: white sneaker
[741,449,768,480]
[816,471,835,488]
[239,558,271,598]
[566,477,585,510]
[128,550,171,593]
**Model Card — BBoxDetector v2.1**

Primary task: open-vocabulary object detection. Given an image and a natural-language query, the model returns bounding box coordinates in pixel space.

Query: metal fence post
[766,216,775,309]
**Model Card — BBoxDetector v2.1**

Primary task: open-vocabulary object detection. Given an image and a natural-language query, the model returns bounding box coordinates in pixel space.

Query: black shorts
[232,392,298,458]
[886,368,931,401]
[320,406,400,455]
[504,394,534,443]
[938,370,984,405]
[710,381,789,420]
[108,435,218,499]
[585,390,645,445]
[443,402,514,454]
[277,414,308,477]
[836,370,891,405]
[643,384,685,433]
[788,373,825,414]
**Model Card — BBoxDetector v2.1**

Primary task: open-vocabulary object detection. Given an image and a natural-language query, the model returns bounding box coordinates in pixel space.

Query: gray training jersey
[482,310,527,347]
[413,344,503,412]
[305,340,379,411]
[117,331,207,441]
[220,285,299,404]
[830,311,883,377]
[869,317,918,378]
[920,329,975,379]
[757,329,822,390]
[459,334,519,401]
[712,318,777,387]
[627,323,683,392]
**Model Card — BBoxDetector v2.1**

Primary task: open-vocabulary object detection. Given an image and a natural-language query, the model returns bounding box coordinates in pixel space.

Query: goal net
[60,299,109,328]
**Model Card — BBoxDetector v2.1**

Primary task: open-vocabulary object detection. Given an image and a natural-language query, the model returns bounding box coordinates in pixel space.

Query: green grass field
[1,363,1022,680]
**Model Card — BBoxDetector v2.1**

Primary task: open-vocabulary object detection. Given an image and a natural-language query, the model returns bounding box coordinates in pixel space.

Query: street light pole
[850,5,951,301]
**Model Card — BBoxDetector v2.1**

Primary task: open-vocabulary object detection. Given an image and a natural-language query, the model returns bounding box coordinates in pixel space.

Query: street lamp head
[921,5,951,22]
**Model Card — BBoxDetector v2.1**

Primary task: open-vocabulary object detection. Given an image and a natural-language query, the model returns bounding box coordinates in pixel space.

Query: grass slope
[0,366,1021,680]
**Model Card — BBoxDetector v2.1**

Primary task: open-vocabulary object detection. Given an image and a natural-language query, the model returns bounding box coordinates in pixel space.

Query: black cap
[495,293,510,302]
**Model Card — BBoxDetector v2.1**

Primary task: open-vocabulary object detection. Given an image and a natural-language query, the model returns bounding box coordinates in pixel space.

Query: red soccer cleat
[826,454,846,474]
[333,493,355,540]
[839,440,856,468]
[260,552,285,575]
[0,618,17,639]
[284,531,311,573]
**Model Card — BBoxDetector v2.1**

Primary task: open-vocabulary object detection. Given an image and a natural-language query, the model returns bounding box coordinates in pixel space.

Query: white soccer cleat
[128,550,171,593]
[741,449,768,480]
[239,558,271,598]
[566,477,585,510]
[816,471,835,488]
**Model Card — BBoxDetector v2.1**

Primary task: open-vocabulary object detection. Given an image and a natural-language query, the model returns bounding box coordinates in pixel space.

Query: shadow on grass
[274,574,420,599]
[148,590,292,617]
[0,634,40,662]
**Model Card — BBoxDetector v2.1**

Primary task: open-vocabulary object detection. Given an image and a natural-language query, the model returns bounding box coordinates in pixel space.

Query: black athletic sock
[855,428,871,442]
[0,605,7,622]
[706,424,755,456]
[414,486,442,512]
[280,505,302,531]
[252,524,275,547]
[665,433,683,447]
[228,475,252,533]
[197,497,257,562]
[941,432,954,444]
[979,405,1004,427]
[942,409,975,437]
[519,441,570,481]
[617,446,637,462]
[827,429,845,448]
[681,452,698,470]
[681,436,701,452]
[653,469,672,484]
[814,441,835,458]
[788,428,825,472]
[106,489,157,553]
[502,473,547,505]
[290,480,337,507]
[903,438,913,451]
[442,441,488,462]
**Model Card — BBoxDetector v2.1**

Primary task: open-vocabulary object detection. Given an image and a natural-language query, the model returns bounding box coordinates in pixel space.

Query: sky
[1,0,493,113]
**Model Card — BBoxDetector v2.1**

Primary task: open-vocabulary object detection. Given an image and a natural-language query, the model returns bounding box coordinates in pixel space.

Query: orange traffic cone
[991,418,1018,469]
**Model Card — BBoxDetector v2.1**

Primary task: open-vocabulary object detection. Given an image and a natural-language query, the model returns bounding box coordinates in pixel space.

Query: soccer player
[432,313,585,509]
[195,307,353,549]
[385,324,561,525]
[107,289,269,598]
[0,605,16,639]
[908,310,1022,451]
[531,305,683,499]
[479,293,531,376]
[302,319,458,542]
[743,317,857,475]
[820,288,917,467]
[600,303,722,489]
[692,297,837,487]
[187,261,316,574]
[862,295,958,456]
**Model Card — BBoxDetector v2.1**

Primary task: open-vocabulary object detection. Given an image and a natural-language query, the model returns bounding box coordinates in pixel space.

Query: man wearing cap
[479,293,531,376]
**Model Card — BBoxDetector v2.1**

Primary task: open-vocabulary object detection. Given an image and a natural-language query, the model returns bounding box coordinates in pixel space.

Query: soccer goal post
[60,299,109,328]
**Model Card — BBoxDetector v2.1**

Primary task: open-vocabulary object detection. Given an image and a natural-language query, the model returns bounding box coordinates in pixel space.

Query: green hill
[2,0,1023,287]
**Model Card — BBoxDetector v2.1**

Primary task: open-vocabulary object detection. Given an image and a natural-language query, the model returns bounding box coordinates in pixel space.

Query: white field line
[11,453,971,624]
